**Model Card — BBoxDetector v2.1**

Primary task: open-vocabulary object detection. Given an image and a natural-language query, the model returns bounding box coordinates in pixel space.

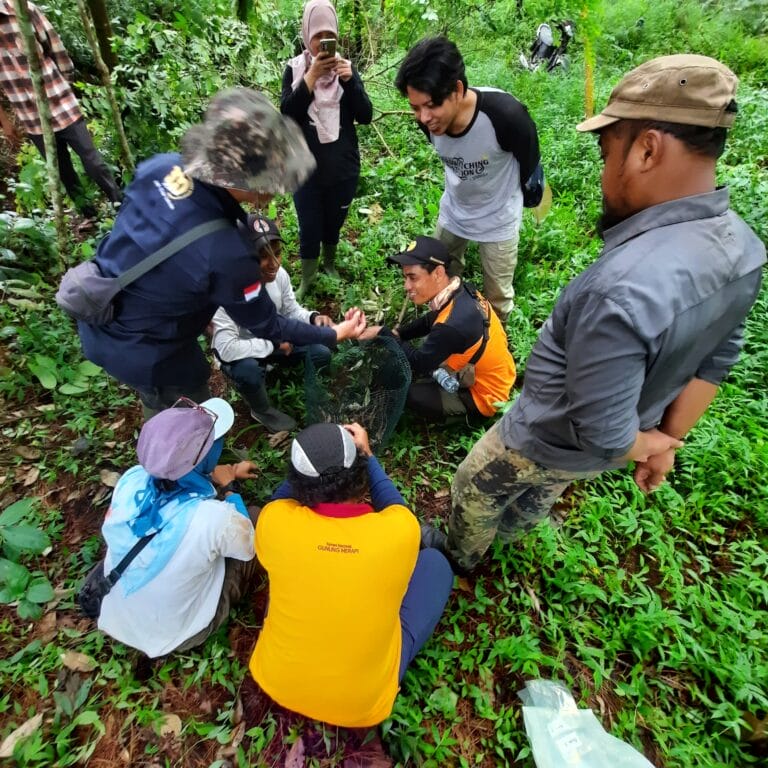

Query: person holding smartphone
[281,0,373,299]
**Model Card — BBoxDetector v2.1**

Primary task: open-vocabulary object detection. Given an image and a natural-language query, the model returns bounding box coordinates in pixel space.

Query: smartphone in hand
[319,38,337,57]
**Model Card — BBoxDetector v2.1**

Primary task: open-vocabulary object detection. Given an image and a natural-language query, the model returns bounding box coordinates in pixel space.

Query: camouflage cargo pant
[448,421,599,571]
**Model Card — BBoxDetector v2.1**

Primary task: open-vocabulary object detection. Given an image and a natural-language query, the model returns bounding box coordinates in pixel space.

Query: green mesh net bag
[304,336,412,451]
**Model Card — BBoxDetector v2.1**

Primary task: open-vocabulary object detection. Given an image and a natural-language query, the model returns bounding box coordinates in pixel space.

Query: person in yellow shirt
[249,421,453,727]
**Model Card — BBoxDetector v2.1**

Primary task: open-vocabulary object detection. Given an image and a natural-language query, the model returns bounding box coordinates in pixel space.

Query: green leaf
[17,598,42,620]
[0,498,36,527]
[26,578,54,603]
[2,525,49,553]
[0,556,29,585]
[427,686,458,718]
[58,383,89,395]
[76,361,102,377]
[0,585,16,602]
[28,362,57,389]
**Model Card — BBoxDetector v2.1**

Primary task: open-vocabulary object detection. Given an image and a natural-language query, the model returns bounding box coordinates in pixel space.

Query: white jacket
[211,267,316,362]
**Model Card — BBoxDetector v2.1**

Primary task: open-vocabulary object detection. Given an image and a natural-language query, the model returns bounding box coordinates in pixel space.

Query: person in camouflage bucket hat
[76,87,366,418]
[182,88,316,195]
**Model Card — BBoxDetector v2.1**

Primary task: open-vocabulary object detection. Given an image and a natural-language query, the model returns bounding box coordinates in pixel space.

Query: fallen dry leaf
[37,611,57,643]
[109,418,126,431]
[158,713,182,738]
[120,747,131,763]
[267,430,291,448]
[434,488,450,499]
[358,202,384,224]
[232,695,243,725]
[525,585,543,616]
[0,712,44,758]
[99,469,121,488]
[92,486,111,506]
[284,736,305,768]
[60,650,96,673]
[13,445,41,461]
[22,466,40,487]
[456,576,473,593]
[230,721,246,750]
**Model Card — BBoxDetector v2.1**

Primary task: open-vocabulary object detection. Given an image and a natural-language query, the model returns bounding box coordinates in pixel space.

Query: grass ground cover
[1,0,766,765]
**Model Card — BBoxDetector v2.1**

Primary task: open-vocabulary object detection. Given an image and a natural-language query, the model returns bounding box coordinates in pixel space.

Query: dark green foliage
[0,1,766,765]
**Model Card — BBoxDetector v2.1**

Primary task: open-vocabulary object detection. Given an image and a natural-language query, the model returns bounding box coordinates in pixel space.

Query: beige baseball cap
[577,54,738,133]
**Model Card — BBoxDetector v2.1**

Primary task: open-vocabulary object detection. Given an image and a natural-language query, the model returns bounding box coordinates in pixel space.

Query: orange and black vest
[436,287,516,416]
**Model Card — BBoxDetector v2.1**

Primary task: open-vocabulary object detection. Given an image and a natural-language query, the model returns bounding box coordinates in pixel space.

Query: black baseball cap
[291,423,357,478]
[387,236,451,268]
[240,214,284,252]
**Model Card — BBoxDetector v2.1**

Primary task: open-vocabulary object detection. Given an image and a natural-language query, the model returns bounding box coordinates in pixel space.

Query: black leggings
[407,380,482,420]
[293,175,358,261]
[29,118,122,205]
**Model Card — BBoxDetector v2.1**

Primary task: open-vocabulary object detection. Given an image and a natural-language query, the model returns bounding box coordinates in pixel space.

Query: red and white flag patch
[243,281,262,302]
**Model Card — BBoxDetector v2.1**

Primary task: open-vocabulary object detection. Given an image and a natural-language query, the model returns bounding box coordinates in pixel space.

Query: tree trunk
[77,0,134,173]
[348,0,363,63]
[12,0,68,266]
[236,0,251,23]
[580,0,602,119]
[86,0,117,71]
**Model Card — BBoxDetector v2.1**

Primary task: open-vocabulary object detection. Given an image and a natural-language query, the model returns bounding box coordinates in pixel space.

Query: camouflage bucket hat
[181,88,316,194]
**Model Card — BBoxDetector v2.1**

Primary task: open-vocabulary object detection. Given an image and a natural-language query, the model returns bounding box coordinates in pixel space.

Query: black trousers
[407,379,482,420]
[29,118,122,208]
[293,175,357,261]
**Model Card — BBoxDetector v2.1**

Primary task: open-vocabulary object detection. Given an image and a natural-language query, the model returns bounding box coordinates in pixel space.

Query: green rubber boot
[248,383,296,433]
[296,258,319,301]
[321,243,340,280]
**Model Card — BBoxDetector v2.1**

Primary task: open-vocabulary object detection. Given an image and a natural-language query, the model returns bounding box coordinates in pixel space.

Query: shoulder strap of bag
[105,531,158,587]
[466,283,491,366]
[116,218,231,289]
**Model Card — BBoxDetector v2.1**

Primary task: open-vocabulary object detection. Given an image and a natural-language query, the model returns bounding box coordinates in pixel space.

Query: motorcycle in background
[519,20,575,72]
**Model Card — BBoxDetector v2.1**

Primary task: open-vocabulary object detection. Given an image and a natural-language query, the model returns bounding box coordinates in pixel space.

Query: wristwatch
[220,480,241,496]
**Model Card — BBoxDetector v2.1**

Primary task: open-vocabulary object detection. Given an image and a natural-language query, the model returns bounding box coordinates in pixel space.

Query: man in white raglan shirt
[211,215,333,433]
[396,36,543,321]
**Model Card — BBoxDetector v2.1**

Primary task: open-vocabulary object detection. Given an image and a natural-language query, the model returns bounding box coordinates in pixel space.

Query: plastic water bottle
[433,367,459,393]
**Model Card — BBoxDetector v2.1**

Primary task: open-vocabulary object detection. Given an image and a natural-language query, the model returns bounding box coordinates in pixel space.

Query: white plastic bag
[518,680,657,768]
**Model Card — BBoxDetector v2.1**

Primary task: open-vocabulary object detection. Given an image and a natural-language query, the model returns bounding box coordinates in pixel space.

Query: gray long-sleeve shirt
[501,187,765,472]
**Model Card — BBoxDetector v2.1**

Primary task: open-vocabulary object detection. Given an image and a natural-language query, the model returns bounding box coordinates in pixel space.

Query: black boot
[248,384,296,433]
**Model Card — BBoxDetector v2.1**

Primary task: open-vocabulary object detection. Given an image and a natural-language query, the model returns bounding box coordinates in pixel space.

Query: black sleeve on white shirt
[477,89,541,190]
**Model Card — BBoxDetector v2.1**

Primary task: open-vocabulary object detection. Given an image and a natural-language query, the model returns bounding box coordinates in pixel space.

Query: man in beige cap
[423,54,766,574]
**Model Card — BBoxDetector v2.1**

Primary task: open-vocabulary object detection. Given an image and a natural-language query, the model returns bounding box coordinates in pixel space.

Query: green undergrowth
[1,0,766,766]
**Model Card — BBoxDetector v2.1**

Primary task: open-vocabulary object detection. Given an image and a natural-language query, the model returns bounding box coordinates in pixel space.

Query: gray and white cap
[290,423,357,478]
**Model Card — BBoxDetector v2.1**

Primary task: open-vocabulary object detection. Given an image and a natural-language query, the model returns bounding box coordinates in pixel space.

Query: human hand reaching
[344,422,372,456]
[333,309,367,341]
[211,461,258,486]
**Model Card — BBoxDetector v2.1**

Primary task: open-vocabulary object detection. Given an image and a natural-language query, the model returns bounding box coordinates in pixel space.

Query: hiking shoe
[420,521,448,551]
[250,407,296,433]
[419,522,474,577]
